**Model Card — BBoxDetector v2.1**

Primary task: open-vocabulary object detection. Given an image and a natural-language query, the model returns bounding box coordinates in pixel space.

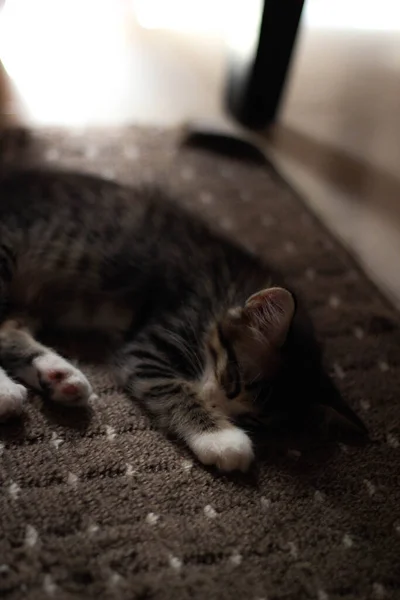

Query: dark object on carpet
[0,126,399,600]
[181,122,267,165]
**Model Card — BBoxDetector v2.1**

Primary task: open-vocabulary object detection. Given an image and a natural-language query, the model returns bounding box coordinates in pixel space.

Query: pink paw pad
[47,370,66,382]
[60,383,79,396]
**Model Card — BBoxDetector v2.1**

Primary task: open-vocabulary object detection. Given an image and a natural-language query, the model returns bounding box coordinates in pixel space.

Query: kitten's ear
[313,404,369,442]
[244,287,295,346]
[312,376,369,442]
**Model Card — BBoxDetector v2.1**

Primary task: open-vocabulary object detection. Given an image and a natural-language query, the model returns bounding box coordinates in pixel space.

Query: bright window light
[0,0,130,124]
[304,0,400,31]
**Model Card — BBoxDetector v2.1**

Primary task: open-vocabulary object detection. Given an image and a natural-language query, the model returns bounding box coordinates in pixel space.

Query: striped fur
[0,169,366,470]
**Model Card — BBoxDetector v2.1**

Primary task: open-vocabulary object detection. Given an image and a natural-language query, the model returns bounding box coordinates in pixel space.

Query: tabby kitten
[0,169,366,471]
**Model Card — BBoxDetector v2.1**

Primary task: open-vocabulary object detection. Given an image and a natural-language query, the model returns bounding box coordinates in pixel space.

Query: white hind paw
[0,375,27,421]
[33,353,94,406]
[189,427,254,472]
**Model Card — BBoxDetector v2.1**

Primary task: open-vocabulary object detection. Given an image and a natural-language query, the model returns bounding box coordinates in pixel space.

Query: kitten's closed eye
[216,325,241,399]
[220,361,241,399]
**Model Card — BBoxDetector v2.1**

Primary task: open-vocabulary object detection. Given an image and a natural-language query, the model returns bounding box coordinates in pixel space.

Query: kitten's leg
[116,342,254,472]
[0,244,29,420]
[0,320,95,407]
[0,366,28,421]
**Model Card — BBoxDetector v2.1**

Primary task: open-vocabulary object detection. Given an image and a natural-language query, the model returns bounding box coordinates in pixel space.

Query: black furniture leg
[225,0,305,130]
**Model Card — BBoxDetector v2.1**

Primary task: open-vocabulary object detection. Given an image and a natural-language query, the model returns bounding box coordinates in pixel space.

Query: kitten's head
[203,287,367,439]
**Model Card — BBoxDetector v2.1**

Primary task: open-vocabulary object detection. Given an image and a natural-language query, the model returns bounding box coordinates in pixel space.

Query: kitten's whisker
[162,329,203,375]
[248,372,262,385]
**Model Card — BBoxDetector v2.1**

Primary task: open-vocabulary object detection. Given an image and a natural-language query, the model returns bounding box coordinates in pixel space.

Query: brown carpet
[0,127,399,600]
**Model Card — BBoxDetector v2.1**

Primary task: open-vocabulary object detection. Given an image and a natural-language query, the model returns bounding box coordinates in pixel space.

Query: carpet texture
[0,127,399,600]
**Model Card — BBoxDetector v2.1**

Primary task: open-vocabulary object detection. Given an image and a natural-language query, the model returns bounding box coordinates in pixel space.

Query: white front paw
[0,379,27,421]
[189,427,254,472]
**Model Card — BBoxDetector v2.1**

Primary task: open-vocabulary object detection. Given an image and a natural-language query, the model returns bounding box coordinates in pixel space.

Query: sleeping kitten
[0,169,366,471]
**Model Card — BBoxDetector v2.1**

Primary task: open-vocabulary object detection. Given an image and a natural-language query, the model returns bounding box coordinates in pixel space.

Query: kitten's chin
[187,427,254,472]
